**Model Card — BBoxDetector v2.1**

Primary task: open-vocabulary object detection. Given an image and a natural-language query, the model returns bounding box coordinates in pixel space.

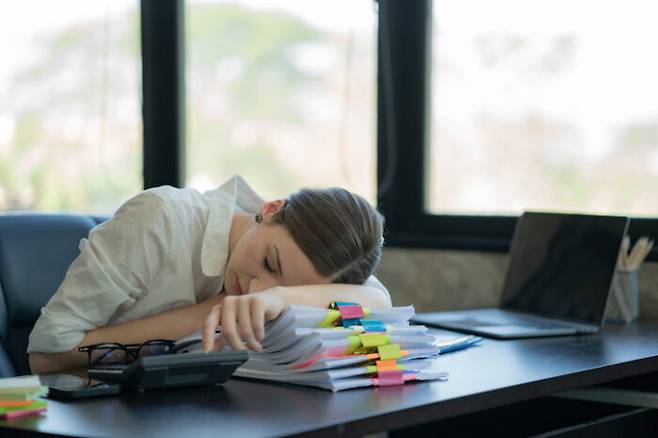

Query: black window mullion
[140,0,185,189]
[377,0,431,236]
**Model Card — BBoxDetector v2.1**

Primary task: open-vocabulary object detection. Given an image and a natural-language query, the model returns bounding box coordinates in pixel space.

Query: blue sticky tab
[342,318,361,327]
[336,301,359,307]
[361,319,386,332]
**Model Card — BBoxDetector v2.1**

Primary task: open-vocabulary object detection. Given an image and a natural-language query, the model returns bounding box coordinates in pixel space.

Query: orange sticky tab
[0,400,33,407]
[375,359,398,371]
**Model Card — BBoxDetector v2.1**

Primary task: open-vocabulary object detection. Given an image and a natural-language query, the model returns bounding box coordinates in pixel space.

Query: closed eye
[263,257,276,274]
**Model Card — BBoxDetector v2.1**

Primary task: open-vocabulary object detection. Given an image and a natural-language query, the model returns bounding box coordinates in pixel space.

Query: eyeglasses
[78,339,176,368]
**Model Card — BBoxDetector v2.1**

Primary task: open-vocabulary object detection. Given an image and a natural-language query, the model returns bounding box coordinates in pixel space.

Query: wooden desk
[3,321,658,437]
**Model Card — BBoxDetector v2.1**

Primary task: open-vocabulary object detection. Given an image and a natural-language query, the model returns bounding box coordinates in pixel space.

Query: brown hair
[272,188,384,284]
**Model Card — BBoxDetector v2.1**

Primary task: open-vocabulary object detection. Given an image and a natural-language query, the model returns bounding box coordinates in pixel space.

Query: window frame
[375,0,657,259]
[141,0,185,189]
[144,0,656,259]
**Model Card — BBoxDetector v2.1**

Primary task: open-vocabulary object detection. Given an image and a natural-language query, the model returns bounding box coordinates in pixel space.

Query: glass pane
[428,0,658,216]
[186,0,377,202]
[0,1,141,214]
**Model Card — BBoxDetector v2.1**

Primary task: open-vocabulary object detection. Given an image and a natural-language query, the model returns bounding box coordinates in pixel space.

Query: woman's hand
[202,288,288,353]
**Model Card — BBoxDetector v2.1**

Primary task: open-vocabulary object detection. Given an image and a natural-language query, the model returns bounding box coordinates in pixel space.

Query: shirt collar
[200,176,265,277]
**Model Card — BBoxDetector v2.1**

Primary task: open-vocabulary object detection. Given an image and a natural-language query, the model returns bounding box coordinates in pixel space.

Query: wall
[376,248,658,319]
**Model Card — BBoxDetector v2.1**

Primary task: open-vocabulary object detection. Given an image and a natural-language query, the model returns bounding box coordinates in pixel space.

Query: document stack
[181,302,481,391]
[0,375,48,419]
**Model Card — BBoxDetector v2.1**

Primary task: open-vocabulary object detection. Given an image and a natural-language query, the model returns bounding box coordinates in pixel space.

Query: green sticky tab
[366,365,377,374]
[318,310,341,327]
[378,343,401,360]
[344,335,361,354]
[359,333,389,348]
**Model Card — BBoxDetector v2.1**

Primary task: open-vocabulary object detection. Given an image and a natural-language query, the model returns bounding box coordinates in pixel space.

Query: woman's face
[223,206,331,295]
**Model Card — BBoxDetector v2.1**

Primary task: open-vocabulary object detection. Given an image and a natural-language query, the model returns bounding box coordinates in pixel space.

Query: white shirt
[28,176,389,353]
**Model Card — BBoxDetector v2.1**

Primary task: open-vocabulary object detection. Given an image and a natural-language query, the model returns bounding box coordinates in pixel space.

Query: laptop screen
[500,212,629,325]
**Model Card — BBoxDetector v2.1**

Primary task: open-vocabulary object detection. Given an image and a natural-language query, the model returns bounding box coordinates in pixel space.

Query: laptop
[412,211,629,339]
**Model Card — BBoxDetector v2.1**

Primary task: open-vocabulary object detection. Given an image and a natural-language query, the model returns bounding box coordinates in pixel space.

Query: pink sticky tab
[339,305,365,319]
[378,370,404,387]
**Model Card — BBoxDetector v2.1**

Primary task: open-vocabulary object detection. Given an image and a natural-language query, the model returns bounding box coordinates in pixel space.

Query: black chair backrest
[0,214,101,376]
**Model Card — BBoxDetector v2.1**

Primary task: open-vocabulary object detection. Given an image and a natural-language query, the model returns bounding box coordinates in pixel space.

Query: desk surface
[3,321,658,438]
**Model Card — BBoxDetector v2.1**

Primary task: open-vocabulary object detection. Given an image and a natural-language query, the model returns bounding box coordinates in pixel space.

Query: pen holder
[605,268,639,324]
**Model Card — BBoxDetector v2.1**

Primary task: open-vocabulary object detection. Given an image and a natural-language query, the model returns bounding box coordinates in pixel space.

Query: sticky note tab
[360,319,386,332]
[338,305,365,319]
[378,369,404,386]
[319,310,341,327]
[359,333,389,348]
[342,318,361,328]
[378,343,401,360]
[376,359,399,371]
[345,335,361,354]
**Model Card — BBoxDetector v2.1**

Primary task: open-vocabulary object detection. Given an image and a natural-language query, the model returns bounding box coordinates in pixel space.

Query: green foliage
[2,3,333,213]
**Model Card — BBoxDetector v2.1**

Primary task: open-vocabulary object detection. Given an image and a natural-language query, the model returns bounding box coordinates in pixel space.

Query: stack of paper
[178,303,481,392]
[0,375,48,419]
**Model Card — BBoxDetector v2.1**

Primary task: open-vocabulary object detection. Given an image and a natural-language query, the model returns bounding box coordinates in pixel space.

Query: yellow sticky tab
[318,310,341,327]
[363,307,371,316]
[359,333,389,348]
[378,344,401,360]
[345,335,361,354]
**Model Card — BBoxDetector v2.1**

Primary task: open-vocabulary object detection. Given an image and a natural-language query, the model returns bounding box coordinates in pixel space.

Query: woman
[28,176,390,373]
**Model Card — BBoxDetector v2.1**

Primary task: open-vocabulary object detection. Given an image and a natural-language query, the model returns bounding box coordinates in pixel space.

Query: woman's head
[223,187,384,295]
[273,188,384,285]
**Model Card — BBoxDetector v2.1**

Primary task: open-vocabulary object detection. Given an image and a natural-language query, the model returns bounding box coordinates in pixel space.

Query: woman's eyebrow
[273,244,283,276]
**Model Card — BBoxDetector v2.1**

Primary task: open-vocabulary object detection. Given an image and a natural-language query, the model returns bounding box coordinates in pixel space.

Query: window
[429,0,658,217]
[377,0,657,255]
[0,1,142,214]
[185,0,377,202]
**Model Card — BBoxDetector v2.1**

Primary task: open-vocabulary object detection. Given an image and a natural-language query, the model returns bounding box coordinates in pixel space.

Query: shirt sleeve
[27,191,174,353]
[364,275,392,306]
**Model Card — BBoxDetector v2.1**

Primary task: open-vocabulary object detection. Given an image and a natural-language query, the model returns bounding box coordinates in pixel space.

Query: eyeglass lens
[88,340,175,367]
[138,340,174,356]
[90,346,130,366]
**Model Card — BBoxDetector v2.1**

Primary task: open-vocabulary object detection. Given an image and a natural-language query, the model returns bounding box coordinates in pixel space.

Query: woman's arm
[203,282,392,353]
[29,294,223,374]
[276,282,391,309]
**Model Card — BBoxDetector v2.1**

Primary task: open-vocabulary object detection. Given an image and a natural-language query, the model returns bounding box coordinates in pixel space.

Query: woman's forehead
[268,228,329,285]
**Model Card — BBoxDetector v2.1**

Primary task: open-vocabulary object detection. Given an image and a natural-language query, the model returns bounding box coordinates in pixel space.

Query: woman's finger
[213,336,226,351]
[220,297,245,351]
[203,304,221,352]
[238,299,261,352]
[250,297,266,343]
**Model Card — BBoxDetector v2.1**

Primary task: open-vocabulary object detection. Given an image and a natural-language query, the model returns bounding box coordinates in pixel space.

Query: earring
[255,213,262,223]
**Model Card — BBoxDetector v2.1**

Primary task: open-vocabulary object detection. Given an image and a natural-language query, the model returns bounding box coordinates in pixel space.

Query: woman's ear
[259,199,286,223]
